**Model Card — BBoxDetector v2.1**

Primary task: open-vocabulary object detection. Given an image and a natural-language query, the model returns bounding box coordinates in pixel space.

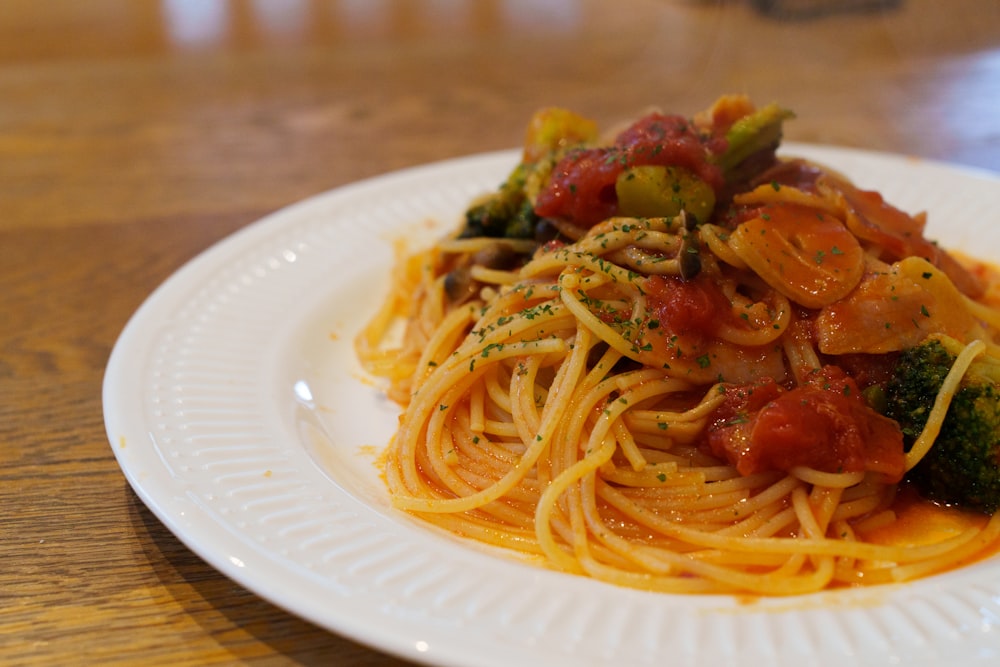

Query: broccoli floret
[460,162,539,239]
[461,107,598,240]
[883,335,1000,512]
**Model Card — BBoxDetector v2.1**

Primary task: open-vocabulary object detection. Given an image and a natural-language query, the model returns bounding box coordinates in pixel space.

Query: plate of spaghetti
[105,95,1000,667]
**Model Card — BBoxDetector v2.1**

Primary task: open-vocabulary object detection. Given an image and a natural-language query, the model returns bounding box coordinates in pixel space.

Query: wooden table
[4,1,999,664]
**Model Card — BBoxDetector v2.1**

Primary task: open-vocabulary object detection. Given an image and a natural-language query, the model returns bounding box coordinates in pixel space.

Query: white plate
[104,145,1000,667]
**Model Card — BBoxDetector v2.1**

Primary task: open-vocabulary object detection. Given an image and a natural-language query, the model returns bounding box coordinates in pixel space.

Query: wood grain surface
[3,1,999,665]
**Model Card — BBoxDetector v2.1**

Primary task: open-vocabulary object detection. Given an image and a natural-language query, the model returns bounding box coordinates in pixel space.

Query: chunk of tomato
[533,113,723,227]
[705,368,905,482]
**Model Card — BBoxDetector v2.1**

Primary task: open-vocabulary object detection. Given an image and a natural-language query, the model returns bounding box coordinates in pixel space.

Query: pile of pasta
[356,96,1000,595]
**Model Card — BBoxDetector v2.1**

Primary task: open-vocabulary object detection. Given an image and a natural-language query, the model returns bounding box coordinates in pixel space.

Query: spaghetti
[356,95,1000,595]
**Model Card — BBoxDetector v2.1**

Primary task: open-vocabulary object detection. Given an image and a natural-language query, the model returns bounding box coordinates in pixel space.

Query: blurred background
[2,0,998,236]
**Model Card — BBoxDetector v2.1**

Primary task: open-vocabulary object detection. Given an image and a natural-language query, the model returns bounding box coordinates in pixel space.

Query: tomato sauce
[533,113,725,227]
[637,273,789,384]
[862,485,991,546]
